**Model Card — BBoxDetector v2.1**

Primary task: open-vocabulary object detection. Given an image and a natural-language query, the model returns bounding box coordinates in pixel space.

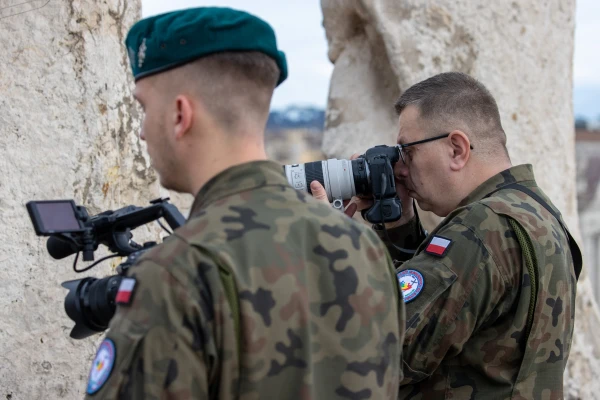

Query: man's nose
[139,129,145,141]
[395,161,409,177]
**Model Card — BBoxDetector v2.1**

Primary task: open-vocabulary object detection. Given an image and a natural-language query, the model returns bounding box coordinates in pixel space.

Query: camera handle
[82,229,95,261]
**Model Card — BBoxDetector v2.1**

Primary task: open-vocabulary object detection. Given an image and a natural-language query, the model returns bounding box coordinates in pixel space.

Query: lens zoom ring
[305,162,325,194]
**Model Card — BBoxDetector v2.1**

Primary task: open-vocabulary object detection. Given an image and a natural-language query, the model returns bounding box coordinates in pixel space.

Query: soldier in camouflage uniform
[312,72,582,399]
[83,7,404,400]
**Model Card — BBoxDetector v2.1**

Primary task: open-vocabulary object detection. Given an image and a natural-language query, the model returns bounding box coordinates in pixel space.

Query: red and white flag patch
[425,236,452,257]
[115,277,137,305]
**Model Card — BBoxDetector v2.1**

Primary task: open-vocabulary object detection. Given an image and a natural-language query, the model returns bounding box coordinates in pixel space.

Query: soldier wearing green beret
[311,72,583,399]
[84,7,404,399]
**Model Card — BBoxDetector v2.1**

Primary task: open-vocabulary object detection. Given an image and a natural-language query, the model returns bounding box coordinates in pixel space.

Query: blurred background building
[576,124,600,296]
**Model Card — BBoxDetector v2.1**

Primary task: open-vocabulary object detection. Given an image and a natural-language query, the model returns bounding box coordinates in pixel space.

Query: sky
[142,0,599,120]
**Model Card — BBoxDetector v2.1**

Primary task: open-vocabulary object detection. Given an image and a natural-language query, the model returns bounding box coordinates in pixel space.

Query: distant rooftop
[576,129,600,141]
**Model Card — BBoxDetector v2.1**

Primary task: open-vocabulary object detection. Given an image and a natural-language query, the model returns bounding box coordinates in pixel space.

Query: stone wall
[0,1,194,398]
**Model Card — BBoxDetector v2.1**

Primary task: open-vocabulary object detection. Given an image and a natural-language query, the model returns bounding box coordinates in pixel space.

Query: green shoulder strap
[217,263,242,360]
[507,216,559,399]
[508,218,537,339]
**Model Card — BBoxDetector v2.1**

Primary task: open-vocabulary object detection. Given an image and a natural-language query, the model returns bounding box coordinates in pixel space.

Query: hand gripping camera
[25,197,185,339]
[284,144,402,223]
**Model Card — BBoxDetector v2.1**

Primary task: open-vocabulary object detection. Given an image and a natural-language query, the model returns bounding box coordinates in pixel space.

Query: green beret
[125,7,288,86]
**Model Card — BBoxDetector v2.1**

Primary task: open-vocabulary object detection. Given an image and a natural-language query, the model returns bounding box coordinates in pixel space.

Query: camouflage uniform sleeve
[84,254,216,399]
[373,216,427,262]
[397,220,507,385]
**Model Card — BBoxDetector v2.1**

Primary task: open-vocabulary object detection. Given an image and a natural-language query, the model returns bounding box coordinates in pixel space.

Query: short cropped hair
[159,51,280,132]
[395,72,508,157]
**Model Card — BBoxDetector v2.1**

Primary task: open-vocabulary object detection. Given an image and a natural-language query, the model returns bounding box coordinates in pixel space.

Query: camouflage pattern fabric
[375,164,581,399]
[84,160,404,399]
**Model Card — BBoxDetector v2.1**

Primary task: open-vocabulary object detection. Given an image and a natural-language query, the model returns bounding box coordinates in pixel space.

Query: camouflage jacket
[84,160,404,400]
[375,164,581,399]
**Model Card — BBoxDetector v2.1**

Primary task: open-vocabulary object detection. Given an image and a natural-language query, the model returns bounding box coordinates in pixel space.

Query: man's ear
[173,95,194,140]
[448,130,471,171]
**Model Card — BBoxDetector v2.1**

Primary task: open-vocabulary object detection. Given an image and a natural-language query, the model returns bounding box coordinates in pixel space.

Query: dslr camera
[25,198,185,339]
[284,144,402,223]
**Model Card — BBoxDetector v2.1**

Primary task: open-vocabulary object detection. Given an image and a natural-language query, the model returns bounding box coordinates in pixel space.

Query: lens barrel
[284,159,370,206]
[62,275,122,339]
[351,158,370,196]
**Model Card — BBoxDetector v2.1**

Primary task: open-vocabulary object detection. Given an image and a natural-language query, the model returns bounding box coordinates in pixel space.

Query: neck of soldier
[456,155,513,206]
[434,155,512,217]
[186,124,268,196]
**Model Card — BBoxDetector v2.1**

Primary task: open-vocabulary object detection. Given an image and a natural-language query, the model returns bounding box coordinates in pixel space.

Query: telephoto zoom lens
[284,158,370,210]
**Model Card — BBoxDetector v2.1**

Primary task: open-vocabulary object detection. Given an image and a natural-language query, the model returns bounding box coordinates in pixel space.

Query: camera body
[284,144,402,223]
[26,198,185,339]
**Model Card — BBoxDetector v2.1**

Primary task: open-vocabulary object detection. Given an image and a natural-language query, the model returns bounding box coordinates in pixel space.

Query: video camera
[25,198,185,340]
[284,144,402,223]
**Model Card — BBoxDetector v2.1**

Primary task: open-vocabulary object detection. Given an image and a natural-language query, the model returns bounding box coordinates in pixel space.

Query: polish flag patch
[425,236,452,257]
[115,278,137,305]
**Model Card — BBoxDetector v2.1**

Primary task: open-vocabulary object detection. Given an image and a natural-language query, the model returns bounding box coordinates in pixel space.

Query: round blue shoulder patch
[86,338,116,395]
[397,269,425,303]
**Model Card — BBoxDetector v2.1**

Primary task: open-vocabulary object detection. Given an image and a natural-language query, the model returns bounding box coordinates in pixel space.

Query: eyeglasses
[397,133,474,164]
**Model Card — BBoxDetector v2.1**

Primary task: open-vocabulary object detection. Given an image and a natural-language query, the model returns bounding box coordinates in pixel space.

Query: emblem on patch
[137,38,147,68]
[86,338,116,395]
[397,269,424,303]
[425,235,452,257]
[115,277,137,305]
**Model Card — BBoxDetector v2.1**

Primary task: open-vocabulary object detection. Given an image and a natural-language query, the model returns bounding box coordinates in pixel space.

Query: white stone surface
[321,0,600,396]
[0,1,191,398]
